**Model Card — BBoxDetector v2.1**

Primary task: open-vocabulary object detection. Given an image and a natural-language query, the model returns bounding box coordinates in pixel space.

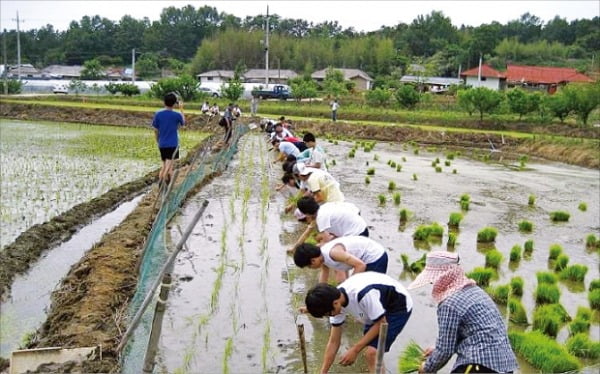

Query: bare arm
[288,221,316,252]
[313,190,326,203]
[320,325,342,374]
[154,128,159,143]
[319,265,330,283]
[329,245,367,275]
[339,317,386,366]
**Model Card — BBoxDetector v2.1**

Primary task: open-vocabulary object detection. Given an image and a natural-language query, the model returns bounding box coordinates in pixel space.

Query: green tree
[394,84,420,109]
[545,92,571,123]
[365,87,392,107]
[322,67,348,98]
[506,88,539,119]
[289,77,318,102]
[562,83,600,126]
[150,74,199,101]
[0,80,23,94]
[136,53,160,79]
[80,59,104,80]
[221,71,244,101]
[68,79,87,95]
[458,87,504,121]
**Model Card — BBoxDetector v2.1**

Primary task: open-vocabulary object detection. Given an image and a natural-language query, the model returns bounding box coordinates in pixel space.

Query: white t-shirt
[330,272,413,326]
[278,141,300,157]
[269,128,293,141]
[321,236,386,272]
[306,169,344,202]
[331,101,339,111]
[316,202,366,237]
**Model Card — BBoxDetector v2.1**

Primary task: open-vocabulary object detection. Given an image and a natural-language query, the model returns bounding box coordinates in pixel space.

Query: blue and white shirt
[330,272,413,326]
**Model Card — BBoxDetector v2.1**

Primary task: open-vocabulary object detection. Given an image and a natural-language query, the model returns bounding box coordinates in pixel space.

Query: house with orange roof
[459,64,506,91]
[505,64,593,94]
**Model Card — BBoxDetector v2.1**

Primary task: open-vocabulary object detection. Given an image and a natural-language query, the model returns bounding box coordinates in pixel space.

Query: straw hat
[407,251,460,290]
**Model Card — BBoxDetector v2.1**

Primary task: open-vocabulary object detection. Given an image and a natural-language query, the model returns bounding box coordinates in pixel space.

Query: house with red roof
[505,64,593,94]
[459,64,506,91]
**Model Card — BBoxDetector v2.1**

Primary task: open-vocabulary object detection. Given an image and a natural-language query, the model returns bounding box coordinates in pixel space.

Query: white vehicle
[52,84,68,94]
[199,86,220,97]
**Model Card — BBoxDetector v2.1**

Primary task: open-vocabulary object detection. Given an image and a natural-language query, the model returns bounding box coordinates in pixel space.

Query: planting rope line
[120,124,249,372]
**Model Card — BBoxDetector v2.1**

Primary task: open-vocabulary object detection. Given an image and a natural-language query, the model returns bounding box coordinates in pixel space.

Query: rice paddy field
[0,120,205,248]
[153,133,599,373]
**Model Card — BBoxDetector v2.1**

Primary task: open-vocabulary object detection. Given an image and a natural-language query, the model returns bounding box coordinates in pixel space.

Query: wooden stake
[297,324,308,374]
[374,322,388,374]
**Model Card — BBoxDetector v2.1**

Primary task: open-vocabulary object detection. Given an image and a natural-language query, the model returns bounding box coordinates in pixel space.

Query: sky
[0,0,598,32]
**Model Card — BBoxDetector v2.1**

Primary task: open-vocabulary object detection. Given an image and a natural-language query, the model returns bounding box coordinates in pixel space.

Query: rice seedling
[434,157,440,164]
[519,155,528,169]
[435,166,442,173]
[590,279,600,291]
[586,234,599,249]
[523,239,534,255]
[367,167,375,175]
[566,333,600,359]
[401,254,410,269]
[413,223,444,241]
[399,208,410,223]
[333,140,339,145]
[518,220,533,232]
[374,154,379,161]
[452,169,457,174]
[533,304,570,337]
[378,194,387,206]
[402,156,407,162]
[508,330,581,373]
[447,232,457,247]
[412,173,418,181]
[390,161,397,168]
[331,159,336,166]
[568,307,592,335]
[396,164,402,172]
[460,194,470,210]
[397,340,425,373]
[534,283,560,305]
[413,148,419,155]
[578,202,587,211]
[447,212,463,228]
[223,337,234,374]
[509,245,522,262]
[536,271,558,284]
[589,289,600,311]
[508,298,528,324]
[486,284,510,304]
[446,152,455,160]
[477,227,498,243]
[528,194,536,206]
[553,254,569,272]
[444,160,451,167]
[431,161,437,167]
[393,192,401,205]
[548,244,563,260]
[409,254,426,273]
[485,250,503,269]
[550,211,570,222]
[388,181,397,191]
[365,176,371,184]
[467,267,496,287]
[510,277,524,298]
[348,149,355,158]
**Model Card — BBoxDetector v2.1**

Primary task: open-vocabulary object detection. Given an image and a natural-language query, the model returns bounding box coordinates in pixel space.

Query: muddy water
[156,134,599,373]
[0,194,145,358]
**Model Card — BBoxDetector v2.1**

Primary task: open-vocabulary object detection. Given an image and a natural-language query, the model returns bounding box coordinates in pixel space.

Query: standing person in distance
[152,92,185,188]
[330,99,339,122]
[410,251,518,374]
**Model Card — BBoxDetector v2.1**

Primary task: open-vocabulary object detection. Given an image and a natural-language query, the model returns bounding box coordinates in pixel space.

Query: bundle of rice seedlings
[518,220,533,232]
[508,331,581,373]
[590,279,600,291]
[566,333,600,359]
[435,166,442,173]
[578,202,587,212]
[367,167,375,175]
[559,264,588,282]
[533,304,568,337]
[460,194,470,211]
[534,283,560,305]
[447,232,457,247]
[510,245,522,262]
[536,271,558,284]
[486,284,510,304]
[452,169,457,174]
[396,164,402,172]
[510,277,524,298]
[523,239,534,255]
[431,160,437,167]
[485,249,503,269]
[393,192,401,205]
[378,194,386,206]
[550,211,570,222]
[401,254,410,269]
[528,194,536,206]
[444,160,451,167]
[508,298,528,324]
[399,208,410,223]
[409,254,426,274]
[568,307,592,335]
[586,234,599,250]
[548,244,563,260]
[412,173,418,181]
[397,340,426,373]
[467,267,496,287]
[553,254,569,272]
[477,227,498,243]
[446,152,455,160]
[448,212,463,228]
[589,289,600,311]
[388,181,397,191]
[365,176,371,184]
[412,223,444,241]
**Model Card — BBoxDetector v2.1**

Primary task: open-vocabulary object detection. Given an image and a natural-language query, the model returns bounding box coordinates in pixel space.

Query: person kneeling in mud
[304,272,413,373]
[152,92,185,187]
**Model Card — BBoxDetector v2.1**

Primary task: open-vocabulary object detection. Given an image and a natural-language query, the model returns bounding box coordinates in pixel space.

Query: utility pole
[3,28,8,95]
[264,5,269,87]
[477,53,482,87]
[12,12,23,79]
[131,48,136,83]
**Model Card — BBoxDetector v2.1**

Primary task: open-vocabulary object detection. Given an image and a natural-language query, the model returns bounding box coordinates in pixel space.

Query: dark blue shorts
[364,310,411,352]
[359,227,369,237]
[366,252,388,274]
[160,147,179,161]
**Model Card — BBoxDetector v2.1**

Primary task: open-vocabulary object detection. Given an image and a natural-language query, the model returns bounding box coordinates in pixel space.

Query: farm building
[460,64,506,90]
[400,75,462,93]
[505,64,593,93]
[311,68,373,90]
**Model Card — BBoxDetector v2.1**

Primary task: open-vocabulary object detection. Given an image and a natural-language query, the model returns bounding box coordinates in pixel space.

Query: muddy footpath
[0,102,598,372]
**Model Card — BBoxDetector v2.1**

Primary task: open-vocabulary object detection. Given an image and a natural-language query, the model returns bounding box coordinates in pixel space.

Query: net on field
[120,123,249,372]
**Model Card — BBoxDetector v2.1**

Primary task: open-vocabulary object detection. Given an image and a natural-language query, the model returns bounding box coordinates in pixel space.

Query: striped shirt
[424,285,518,373]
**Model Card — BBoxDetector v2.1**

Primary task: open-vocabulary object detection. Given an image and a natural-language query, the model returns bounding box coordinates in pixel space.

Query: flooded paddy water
[155,132,599,373]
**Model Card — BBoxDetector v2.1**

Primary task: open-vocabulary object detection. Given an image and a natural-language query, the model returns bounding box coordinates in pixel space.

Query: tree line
[1,5,598,80]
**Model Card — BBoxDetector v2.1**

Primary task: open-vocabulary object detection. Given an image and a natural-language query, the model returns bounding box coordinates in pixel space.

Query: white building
[460,64,506,90]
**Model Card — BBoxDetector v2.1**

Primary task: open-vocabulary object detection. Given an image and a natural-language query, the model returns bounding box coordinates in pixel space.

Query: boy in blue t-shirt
[152,92,185,187]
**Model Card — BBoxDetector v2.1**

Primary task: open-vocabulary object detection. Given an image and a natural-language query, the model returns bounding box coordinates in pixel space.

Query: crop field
[0,120,206,248]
